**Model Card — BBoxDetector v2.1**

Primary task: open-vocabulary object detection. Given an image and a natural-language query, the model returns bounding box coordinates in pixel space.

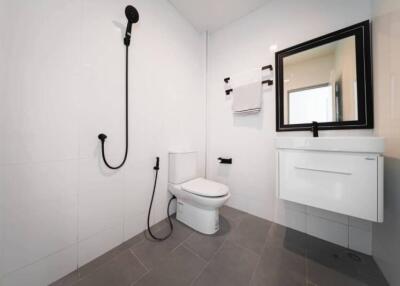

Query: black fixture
[261,79,273,86]
[98,6,139,170]
[275,20,373,132]
[262,65,273,71]
[147,157,176,241]
[311,121,319,137]
[124,5,139,47]
[218,157,232,164]
[225,89,233,95]
[224,65,274,95]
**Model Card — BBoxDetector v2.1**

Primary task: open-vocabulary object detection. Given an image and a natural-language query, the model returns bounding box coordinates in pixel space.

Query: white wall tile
[1,244,77,286]
[0,0,81,165]
[124,211,147,242]
[78,157,125,241]
[0,165,5,276]
[349,217,372,232]
[78,225,123,267]
[281,200,307,213]
[0,161,78,275]
[307,206,349,225]
[349,226,372,255]
[275,207,307,233]
[372,2,400,285]
[306,215,348,248]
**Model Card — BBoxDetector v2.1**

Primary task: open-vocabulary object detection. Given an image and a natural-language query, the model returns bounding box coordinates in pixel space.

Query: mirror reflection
[283,36,358,124]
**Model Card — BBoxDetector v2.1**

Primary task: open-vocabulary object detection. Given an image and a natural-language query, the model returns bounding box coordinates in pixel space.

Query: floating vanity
[275,137,384,222]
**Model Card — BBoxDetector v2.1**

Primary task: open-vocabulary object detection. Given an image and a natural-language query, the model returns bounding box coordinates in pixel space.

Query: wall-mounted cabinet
[276,137,384,222]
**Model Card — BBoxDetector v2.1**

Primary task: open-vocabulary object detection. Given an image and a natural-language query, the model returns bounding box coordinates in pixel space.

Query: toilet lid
[181,178,229,197]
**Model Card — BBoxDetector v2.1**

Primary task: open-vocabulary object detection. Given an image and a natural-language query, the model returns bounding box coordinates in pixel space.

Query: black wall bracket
[224,65,273,95]
[218,157,232,164]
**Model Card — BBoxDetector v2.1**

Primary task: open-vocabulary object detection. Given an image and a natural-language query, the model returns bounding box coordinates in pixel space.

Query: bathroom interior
[1,0,399,285]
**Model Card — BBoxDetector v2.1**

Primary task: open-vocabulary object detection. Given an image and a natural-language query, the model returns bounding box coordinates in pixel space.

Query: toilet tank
[168,151,198,184]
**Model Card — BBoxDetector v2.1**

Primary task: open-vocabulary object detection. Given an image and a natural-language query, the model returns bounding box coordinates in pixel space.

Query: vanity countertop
[275,137,384,153]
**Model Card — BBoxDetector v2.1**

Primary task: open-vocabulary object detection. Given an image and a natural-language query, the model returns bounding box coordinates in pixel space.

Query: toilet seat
[181,178,229,197]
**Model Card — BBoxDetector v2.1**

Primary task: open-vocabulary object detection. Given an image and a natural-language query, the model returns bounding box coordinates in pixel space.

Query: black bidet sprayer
[147,157,176,241]
[98,5,139,169]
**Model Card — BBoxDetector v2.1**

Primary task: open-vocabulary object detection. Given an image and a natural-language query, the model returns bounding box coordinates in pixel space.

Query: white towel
[232,82,262,114]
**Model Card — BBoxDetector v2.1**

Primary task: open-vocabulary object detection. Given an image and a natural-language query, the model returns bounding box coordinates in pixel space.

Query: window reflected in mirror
[283,36,358,125]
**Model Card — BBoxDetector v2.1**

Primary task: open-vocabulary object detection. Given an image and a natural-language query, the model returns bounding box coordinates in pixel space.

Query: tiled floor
[51,206,388,286]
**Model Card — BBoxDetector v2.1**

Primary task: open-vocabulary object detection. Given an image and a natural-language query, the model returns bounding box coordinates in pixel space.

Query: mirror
[276,21,373,131]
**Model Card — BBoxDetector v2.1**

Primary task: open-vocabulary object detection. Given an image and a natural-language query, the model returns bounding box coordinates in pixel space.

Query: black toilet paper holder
[218,157,232,164]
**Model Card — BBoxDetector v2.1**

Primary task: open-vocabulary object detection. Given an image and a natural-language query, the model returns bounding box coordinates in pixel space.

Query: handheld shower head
[125,5,139,23]
[124,5,139,46]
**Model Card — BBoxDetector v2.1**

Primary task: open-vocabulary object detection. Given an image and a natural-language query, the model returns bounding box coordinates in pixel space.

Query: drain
[347,252,362,262]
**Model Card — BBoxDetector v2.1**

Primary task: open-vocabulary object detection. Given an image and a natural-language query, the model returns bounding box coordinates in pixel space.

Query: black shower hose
[98,46,129,169]
[147,159,176,241]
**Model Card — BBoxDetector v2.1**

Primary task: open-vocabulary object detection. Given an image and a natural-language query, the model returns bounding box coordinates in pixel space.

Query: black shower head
[125,5,139,24]
[124,5,139,47]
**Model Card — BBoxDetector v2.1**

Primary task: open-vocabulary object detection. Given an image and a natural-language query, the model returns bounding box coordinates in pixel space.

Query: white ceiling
[168,0,270,32]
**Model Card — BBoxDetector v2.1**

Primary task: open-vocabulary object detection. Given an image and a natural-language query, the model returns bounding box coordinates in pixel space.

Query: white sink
[275,137,384,153]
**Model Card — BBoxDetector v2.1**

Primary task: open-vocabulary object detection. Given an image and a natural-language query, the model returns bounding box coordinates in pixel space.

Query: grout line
[305,243,310,285]
[169,231,194,255]
[129,248,149,273]
[0,157,81,167]
[189,260,209,286]
[76,154,81,274]
[248,222,272,285]
[1,243,77,278]
[189,237,227,286]
[204,31,209,179]
[188,210,248,286]
[248,246,265,284]
[347,216,350,249]
[181,244,208,265]
[130,269,151,286]
[223,213,265,258]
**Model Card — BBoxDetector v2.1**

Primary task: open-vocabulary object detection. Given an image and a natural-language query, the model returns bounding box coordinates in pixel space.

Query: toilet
[168,151,230,234]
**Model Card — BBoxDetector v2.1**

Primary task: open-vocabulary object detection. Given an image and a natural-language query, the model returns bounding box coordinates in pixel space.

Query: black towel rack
[224,65,273,95]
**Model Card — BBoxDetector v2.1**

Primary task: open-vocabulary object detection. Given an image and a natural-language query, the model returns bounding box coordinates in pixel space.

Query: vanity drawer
[277,150,383,222]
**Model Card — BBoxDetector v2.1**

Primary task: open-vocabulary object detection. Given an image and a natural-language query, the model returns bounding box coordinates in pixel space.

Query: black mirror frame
[275,20,373,132]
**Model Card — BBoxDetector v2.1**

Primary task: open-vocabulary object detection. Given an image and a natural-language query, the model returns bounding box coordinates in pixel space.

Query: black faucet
[311,121,319,137]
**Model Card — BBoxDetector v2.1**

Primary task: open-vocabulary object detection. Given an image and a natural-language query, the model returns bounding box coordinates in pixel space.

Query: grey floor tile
[306,237,359,279]
[307,259,367,286]
[350,253,389,285]
[220,206,247,223]
[130,218,193,270]
[306,236,388,286]
[267,223,308,254]
[134,245,206,286]
[192,241,259,286]
[49,270,79,286]
[250,244,306,286]
[228,213,272,254]
[117,231,146,251]
[184,215,235,261]
[77,244,125,279]
[72,249,147,286]
[76,231,144,279]
[52,207,389,286]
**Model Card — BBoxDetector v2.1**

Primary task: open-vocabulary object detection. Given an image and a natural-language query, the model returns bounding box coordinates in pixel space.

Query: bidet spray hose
[147,157,176,241]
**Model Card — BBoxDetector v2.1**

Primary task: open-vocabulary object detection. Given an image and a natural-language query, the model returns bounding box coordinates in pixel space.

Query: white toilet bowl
[168,151,230,234]
[169,178,230,234]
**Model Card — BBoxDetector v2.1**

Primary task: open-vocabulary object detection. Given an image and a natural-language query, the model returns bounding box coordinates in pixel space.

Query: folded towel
[232,82,262,114]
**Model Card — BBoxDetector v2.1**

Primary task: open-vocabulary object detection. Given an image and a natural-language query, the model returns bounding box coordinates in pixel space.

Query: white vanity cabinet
[275,137,384,222]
